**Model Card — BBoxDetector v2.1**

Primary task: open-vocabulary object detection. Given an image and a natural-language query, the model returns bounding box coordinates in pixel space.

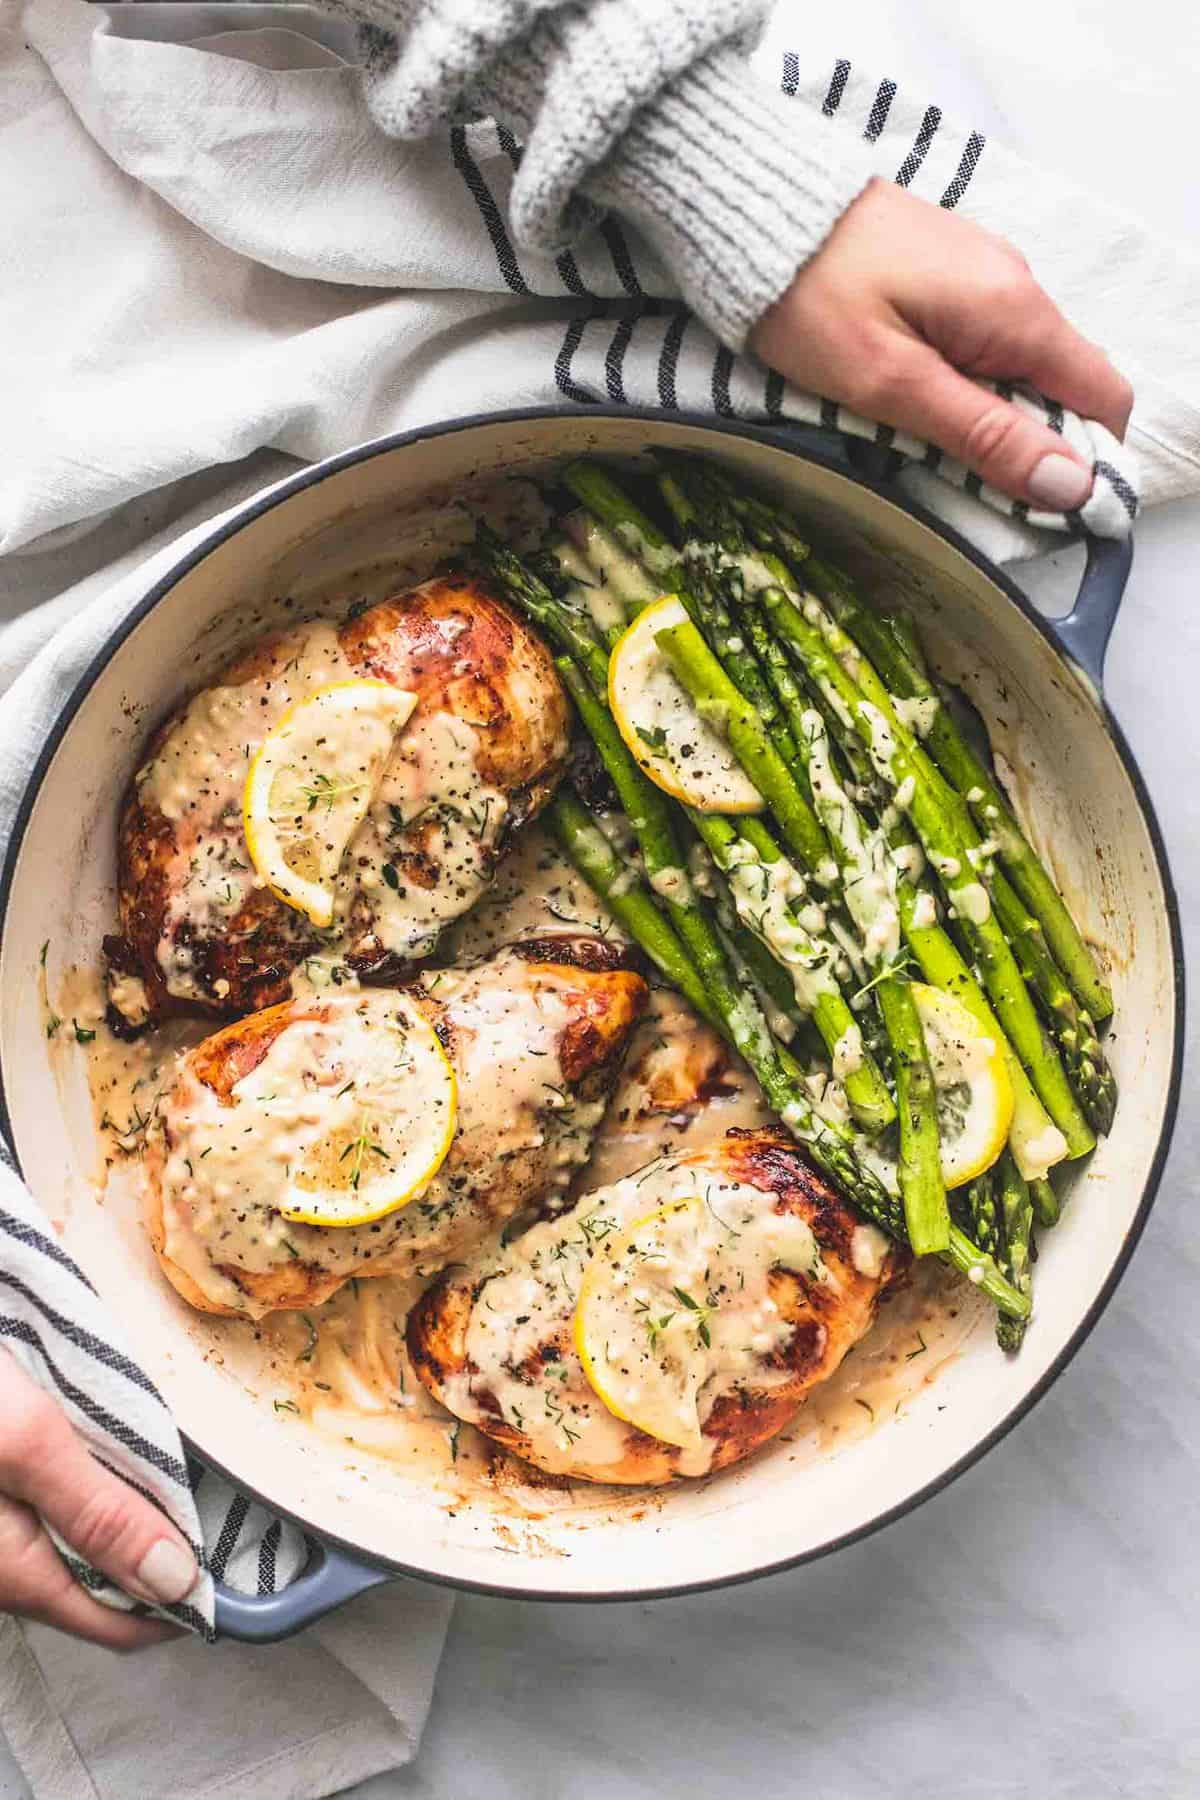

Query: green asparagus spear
[497,471,1034,1319]
[656,469,800,751]
[554,658,773,1052]
[560,460,685,590]
[877,976,951,1254]
[966,1166,1000,1258]
[756,585,1095,1159]
[545,787,718,1026]
[688,520,1068,1182]
[1029,1175,1061,1229]
[476,523,612,696]
[809,557,1113,1021]
[994,1149,1034,1350]
[752,580,1088,1174]
[548,795,891,1201]
[684,809,896,1133]
[990,874,1116,1134]
[793,578,1115,1133]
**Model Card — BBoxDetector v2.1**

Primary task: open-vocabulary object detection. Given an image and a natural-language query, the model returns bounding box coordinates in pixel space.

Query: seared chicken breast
[408,1129,897,1485]
[144,938,646,1319]
[106,573,569,1029]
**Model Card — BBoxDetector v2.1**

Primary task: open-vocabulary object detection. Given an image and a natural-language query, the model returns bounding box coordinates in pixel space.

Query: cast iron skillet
[0,410,1183,1640]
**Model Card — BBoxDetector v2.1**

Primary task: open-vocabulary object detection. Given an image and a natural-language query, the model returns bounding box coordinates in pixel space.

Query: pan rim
[0,404,1184,1603]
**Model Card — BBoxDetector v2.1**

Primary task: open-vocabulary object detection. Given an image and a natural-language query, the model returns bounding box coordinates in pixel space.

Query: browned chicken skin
[107,574,569,1029]
[144,938,647,1320]
[408,1128,898,1485]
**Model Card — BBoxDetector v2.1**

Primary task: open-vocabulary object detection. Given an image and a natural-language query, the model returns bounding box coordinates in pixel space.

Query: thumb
[885,346,1095,511]
[0,1362,198,1607]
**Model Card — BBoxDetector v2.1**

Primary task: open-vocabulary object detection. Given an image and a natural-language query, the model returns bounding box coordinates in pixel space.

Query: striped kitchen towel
[3,0,1199,1648]
[0,1121,307,1641]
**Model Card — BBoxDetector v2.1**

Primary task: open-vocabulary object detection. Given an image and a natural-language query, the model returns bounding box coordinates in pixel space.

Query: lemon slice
[608,597,763,814]
[912,982,1014,1188]
[278,991,457,1227]
[575,1197,716,1451]
[244,680,416,927]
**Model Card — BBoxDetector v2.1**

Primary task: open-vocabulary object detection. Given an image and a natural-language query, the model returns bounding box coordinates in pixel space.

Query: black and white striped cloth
[0,10,1163,1642]
[434,52,1139,545]
[0,1137,306,1639]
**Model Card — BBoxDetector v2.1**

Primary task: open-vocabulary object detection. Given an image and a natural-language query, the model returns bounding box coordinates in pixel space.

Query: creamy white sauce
[697,547,780,597]
[911,891,938,931]
[891,693,940,738]
[108,972,150,1028]
[1016,1122,1070,1183]
[565,573,626,639]
[720,839,840,1014]
[648,864,693,904]
[448,1159,824,1478]
[858,701,900,782]
[332,708,507,961]
[802,708,901,967]
[140,621,352,1000]
[831,1024,865,1080]
[574,521,661,608]
[577,1190,820,1454]
[951,880,992,925]
[891,842,925,881]
[156,952,595,1317]
[448,824,625,964]
[613,520,679,580]
[850,1222,891,1278]
[551,538,627,636]
[133,611,512,1007]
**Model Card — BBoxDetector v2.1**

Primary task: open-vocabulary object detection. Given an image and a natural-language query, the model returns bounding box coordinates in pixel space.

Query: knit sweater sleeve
[340,0,875,352]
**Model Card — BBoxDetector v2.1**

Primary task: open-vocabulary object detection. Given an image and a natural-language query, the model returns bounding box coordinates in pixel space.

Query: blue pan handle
[766,424,1134,692]
[1054,534,1134,693]
[213,1539,394,1643]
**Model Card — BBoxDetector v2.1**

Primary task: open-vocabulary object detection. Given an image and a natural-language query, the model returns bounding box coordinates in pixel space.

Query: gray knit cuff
[468,1,769,252]
[589,47,876,350]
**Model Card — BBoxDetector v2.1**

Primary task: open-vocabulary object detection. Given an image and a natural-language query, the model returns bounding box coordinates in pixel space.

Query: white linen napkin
[0,1578,451,1800]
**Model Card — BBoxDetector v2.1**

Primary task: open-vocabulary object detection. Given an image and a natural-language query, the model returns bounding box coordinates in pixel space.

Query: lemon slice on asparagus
[243,680,416,928]
[574,1197,716,1451]
[278,991,457,1227]
[608,597,763,814]
[912,982,1014,1189]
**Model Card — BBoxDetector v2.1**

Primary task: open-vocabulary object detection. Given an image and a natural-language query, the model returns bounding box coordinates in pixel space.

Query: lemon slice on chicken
[912,982,1014,1188]
[244,680,416,927]
[608,597,763,813]
[279,992,457,1227]
[574,1197,716,1451]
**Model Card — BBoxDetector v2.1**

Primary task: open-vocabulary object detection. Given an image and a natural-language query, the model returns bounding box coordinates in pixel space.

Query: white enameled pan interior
[0,414,1179,1598]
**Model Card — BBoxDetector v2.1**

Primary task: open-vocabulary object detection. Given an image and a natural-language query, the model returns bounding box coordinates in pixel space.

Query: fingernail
[135,1539,198,1604]
[1027,453,1092,511]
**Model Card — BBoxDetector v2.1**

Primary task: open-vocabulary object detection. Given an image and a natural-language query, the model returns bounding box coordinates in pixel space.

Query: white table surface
[2,4,1196,1796]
